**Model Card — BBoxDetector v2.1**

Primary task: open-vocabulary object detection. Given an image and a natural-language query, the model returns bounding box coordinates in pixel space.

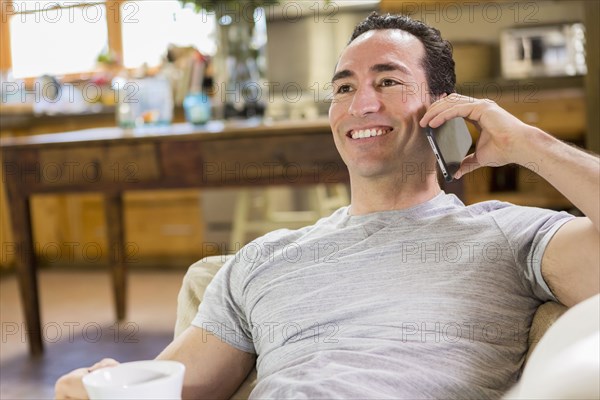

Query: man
[56,13,599,399]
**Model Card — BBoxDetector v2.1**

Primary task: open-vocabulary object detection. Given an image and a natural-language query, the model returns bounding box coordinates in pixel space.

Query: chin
[350,164,393,179]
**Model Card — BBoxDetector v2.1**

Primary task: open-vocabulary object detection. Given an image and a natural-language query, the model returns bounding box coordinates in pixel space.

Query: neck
[348,173,441,215]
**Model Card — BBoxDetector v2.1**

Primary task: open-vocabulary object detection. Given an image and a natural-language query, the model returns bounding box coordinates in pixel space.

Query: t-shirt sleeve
[191,256,256,354]
[489,203,576,303]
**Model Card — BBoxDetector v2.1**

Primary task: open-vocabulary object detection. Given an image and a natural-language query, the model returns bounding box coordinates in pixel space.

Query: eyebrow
[331,69,353,83]
[331,62,413,83]
[372,62,413,76]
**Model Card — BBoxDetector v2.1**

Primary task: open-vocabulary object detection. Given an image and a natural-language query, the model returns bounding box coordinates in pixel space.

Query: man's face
[328,29,434,180]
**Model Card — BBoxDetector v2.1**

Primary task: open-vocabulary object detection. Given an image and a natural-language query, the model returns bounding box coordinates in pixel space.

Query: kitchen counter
[1,117,331,147]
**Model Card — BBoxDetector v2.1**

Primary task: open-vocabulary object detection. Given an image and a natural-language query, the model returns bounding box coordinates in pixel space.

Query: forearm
[515,127,600,229]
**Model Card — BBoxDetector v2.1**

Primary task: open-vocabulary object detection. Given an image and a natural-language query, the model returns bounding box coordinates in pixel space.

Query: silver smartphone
[425,118,473,182]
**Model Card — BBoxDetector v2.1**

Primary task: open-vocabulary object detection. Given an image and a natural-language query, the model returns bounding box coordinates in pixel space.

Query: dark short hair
[349,12,455,97]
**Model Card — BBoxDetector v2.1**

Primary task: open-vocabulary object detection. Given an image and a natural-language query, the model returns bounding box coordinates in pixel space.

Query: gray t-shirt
[192,192,574,399]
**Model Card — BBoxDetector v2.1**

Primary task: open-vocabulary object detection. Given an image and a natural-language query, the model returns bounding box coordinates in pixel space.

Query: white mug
[82,360,185,400]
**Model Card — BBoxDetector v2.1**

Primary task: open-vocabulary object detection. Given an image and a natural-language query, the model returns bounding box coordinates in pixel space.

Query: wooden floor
[0,268,186,399]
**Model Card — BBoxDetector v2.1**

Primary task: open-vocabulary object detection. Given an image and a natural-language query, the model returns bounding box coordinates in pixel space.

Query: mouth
[346,127,393,140]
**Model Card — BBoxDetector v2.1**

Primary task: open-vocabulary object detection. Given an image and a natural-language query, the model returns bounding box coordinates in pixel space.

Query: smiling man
[329,25,440,214]
[56,13,599,400]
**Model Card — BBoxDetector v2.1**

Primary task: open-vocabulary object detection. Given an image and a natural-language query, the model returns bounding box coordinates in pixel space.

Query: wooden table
[0,118,348,355]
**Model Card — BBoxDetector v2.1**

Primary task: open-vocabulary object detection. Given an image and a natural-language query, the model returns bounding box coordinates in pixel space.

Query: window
[2,0,217,79]
[7,1,109,78]
[121,1,216,68]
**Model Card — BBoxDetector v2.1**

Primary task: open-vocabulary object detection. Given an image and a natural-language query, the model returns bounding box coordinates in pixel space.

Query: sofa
[174,256,599,399]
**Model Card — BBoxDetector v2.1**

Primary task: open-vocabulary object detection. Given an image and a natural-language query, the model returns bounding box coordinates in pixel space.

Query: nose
[348,85,381,117]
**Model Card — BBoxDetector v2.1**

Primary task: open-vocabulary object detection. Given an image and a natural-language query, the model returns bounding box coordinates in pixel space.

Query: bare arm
[420,94,600,307]
[541,217,599,306]
[512,129,599,306]
[512,128,599,229]
[55,327,255,400]
[157,326,256,399]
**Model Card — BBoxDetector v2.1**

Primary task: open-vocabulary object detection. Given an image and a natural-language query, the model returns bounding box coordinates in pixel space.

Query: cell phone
[425,118,473,182]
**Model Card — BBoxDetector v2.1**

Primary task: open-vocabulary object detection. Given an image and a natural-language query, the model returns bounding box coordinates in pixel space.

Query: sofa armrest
[505,294,599,399]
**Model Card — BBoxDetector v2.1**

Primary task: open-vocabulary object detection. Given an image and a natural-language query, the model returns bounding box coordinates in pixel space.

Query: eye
[380,78,401,87]
[335,84,353,94]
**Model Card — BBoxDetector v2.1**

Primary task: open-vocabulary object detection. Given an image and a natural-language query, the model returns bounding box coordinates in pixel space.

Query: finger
[434,92,449,102]
[55,359,120,400]
[420,95,450,127]
[420,94,475,127]
[89,358,119,372]
[426,100,487,130]
[454,153,480,180]
[54,367,90,400]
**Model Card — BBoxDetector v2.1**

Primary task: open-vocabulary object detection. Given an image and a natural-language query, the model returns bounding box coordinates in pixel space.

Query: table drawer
[24,143,161,188]
[160,134,347,187]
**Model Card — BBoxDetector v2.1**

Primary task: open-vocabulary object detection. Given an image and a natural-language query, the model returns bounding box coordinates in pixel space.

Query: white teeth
[351,128,389,139]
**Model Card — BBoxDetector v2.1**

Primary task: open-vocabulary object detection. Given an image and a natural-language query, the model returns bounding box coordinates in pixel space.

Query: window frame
[0,0,125,83]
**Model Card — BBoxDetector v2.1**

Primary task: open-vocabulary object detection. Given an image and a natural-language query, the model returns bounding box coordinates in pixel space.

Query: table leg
[104,194,127,321]
[10,196,43,355]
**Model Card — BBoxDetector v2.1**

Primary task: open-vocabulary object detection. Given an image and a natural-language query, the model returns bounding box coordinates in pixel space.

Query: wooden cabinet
[462,88,586,210]
[5,191,208,270]
[124,191,208,266]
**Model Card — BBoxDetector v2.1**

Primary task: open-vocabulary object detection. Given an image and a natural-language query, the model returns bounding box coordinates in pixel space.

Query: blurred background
[0,0,598,397]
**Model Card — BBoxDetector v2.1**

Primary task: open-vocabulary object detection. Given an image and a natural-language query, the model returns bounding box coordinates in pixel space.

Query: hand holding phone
[425,117,473,182]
